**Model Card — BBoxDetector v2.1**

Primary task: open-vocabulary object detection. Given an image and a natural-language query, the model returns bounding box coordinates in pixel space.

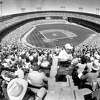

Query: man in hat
[58,43,73,67]
[27,68,48,100]
[79,60,100,90]
[7,78,36,100]
[7,78,28,100]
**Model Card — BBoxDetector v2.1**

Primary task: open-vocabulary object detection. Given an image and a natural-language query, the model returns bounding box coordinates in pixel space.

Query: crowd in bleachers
[1,11,100,39]
[1,12,100,100]
[0,42,52,100]
[0,42,100,100]
[68,17,100,33]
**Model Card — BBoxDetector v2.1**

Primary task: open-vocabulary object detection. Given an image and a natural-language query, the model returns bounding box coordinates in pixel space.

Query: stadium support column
[36,7,42,11]
[79,7,83,24]
[78,7,83,12]
[0,0,3,17]
[60,5,66,11]
[96,8,100,15]
[21,8,26,13]
[37,0,45,11]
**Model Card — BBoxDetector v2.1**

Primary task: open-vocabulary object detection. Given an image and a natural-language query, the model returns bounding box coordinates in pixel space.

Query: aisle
[44,56,91,100]
[44,56,75,100]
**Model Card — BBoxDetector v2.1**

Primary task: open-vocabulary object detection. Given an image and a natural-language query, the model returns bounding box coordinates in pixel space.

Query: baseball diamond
[25,23,97,48]
[40,29,77,40]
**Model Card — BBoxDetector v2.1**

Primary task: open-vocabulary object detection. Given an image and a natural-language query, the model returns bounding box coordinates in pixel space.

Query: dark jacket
[81,71,99,85]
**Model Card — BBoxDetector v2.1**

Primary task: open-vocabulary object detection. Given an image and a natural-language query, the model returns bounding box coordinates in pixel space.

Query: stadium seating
[1,11,100,100]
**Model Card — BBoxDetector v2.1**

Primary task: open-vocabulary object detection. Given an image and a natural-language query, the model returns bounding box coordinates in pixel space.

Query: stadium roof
[0,0,100,15]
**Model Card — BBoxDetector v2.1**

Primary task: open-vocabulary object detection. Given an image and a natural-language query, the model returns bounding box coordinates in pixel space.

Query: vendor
[58,43,73,67]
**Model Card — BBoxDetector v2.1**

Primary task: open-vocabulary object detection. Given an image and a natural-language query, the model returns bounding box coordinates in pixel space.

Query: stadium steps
[69,76,92,100]
[45,55,92,100]
[31,31,38,46]
[49,59,84,100]
[74,88,92,100]
[48,73,92,100]
[66,76,92,100]
[46,77,75,100]
[33,30,45,47]
[31,30,44,47]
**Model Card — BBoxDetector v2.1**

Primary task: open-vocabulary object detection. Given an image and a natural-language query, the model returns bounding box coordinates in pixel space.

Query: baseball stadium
[0,0,100,100]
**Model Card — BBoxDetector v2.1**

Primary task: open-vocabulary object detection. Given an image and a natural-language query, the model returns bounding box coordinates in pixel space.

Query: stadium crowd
[0,42,100,100]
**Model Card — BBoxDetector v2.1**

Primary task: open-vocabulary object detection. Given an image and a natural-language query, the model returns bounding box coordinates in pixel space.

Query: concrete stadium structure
[1,11,100,49]
[1,11,100,100]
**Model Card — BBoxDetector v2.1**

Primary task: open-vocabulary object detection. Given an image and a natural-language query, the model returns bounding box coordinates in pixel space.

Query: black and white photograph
[0,0,100,100]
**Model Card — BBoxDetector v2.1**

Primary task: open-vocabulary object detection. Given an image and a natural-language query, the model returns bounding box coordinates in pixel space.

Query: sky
[0,0,100,15]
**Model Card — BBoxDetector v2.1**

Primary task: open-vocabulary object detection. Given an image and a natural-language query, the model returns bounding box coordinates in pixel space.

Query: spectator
[27,68,48,88]
[79,59,100,91]
[7,78,28,100]
[58,43,73,67]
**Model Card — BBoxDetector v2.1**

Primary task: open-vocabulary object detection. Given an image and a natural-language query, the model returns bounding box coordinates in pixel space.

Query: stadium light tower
[36,7,42,11]
[60,0,66,11]
[60,5,66,11]
[79,7,83,12]
[21,8,26,13]
[36,0,45,11]
[0,0,3,17]
[96,8,100,15]
[41,0,45,10]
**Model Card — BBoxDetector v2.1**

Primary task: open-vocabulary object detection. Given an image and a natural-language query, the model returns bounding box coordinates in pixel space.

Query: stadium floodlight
[0,0,3,17]
[60,6,65,9]
[96,8,100,15]
[78,7,83,12]
[36,0,45,11]
[60,5,66,11]
[21,8,26,13]
[36,7,42,11]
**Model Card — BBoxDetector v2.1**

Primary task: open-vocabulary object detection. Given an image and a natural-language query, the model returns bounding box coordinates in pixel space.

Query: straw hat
[7,78,28,100]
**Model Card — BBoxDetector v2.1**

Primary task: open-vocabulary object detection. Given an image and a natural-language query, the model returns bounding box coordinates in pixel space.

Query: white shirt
[38,56,43,65]
[25,62,31,69]
[41,60,49,68]
[71,58,79,65]
[77,63,86,74]
[58,49,73,61]
[1,72,10,81]
[29,55,33,61]
[15,68,24,79]
[94,53,100,60]
[5,58,11,63]
[86,62,93,72]
[2,62,9,68]
[28,71,47,87]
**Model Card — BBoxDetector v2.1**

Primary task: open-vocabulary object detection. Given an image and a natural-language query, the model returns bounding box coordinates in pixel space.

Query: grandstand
[1,11,100,49]
[0,1,100,100]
